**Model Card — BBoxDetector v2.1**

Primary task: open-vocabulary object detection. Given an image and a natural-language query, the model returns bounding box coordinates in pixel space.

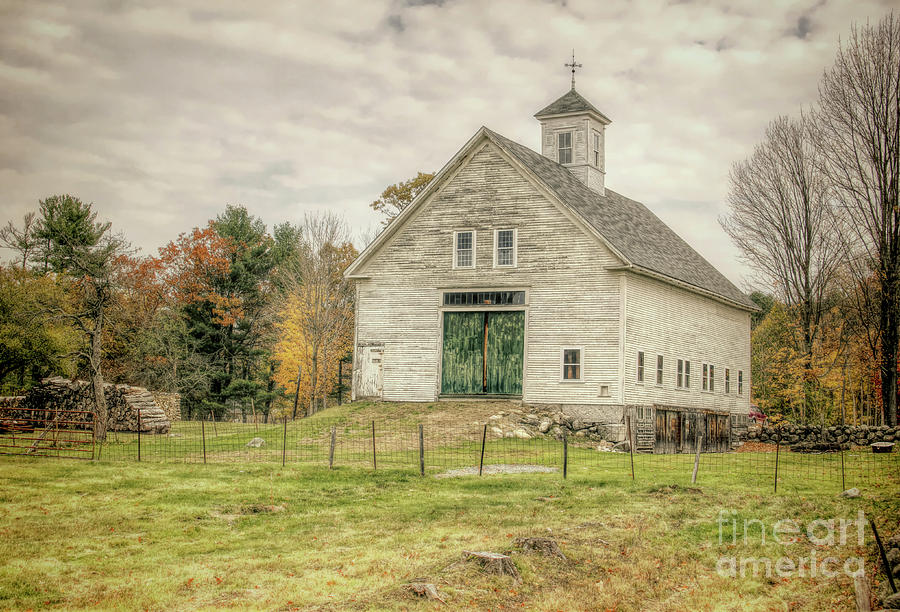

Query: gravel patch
[435,464,559,478]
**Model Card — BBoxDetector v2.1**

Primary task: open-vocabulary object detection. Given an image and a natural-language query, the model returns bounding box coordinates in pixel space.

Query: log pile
[16,377,171,434]
[151,392,182,422]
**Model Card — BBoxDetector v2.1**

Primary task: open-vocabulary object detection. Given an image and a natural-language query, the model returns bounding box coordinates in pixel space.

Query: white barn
[346,87,756,452]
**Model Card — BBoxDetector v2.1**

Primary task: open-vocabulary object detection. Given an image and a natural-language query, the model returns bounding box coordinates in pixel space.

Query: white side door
[355,344,384,399]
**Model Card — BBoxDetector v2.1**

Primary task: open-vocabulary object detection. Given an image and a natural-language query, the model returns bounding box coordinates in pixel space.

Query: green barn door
[441,312,485,394]
[485,311,525,395]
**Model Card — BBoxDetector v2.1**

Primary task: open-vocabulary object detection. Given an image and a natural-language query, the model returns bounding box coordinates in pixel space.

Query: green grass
[1,454,897,610]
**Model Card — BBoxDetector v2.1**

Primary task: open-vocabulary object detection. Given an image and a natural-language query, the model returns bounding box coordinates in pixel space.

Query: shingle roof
[534,88,611,123]
[483,128,756,310]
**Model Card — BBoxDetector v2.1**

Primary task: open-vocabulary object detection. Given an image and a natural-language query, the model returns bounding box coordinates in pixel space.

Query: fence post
[372,420,376,471]
[870,517,899,595]
[479,424,487,476]
[137,407,141,463]
[282,417,288,467]
[840,443,846,491]
[292,364,302,420]
[92,405,97,461]
[563,432,568,479]
[329,425,336,469]
[201,419,207,464]
[418,423,425,476]
[692,434,703,484]
[626,415,635,481]
[774,425,781,493]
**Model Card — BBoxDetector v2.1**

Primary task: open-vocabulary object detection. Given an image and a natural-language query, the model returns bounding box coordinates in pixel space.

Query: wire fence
[75,415,900,492]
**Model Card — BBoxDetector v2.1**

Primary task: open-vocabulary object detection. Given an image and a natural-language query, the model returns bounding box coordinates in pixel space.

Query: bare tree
[722,115,841,420]
[0,212,39,270]
[814,13,900,426]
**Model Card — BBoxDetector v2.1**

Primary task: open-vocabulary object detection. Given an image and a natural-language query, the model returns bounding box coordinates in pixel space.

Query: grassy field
[1,453,898,610]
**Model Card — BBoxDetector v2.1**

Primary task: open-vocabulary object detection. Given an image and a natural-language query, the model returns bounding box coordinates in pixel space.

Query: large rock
[613,440,631,453]
[883,591,900,610]
[538,418,552,434]
[246,437,266,448]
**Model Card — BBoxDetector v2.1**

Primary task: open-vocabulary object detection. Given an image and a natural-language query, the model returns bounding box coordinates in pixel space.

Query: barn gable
[349,127,755,313]
[347,130,624,280]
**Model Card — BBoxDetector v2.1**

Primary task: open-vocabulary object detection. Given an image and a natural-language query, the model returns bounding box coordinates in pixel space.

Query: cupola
[534,87,611,195]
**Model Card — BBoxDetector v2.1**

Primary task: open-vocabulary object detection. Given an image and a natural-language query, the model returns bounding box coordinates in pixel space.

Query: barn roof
[483,128,756,310]
[534,88,611,124]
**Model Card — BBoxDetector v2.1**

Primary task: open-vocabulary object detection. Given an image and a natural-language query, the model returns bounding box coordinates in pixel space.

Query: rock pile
[486,408,624,443]
[878,532,900,609]
[747,423,899,448]
[17,377,170,434]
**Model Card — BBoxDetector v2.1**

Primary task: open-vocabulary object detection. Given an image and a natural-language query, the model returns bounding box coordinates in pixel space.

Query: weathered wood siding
[623,273,751,415]
[354,141,622,403]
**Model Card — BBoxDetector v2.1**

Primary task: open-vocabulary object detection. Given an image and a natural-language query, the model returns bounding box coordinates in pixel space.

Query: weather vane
[564,50,582,90]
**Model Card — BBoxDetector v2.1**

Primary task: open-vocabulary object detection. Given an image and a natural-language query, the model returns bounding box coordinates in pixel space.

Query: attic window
[557,132,572,164]
[495,229,516,267]
[453,230,474,269]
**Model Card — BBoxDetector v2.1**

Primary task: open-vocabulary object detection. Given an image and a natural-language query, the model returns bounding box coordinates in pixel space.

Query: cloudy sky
[0,0,895,288]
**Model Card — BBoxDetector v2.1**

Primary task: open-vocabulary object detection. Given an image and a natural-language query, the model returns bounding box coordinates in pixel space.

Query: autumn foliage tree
[155,206,295,419]
[370,171,434,225]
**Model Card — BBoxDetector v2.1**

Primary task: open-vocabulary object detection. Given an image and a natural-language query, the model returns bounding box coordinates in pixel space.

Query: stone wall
[746,423,899,447]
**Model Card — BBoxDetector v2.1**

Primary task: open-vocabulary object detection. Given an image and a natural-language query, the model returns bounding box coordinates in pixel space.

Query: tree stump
[514,537,567,561]
[462,551,520,581]
[404,582,444,603]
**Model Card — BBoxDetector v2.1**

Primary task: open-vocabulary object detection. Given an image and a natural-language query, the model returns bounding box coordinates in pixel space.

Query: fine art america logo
[716,510,867,579]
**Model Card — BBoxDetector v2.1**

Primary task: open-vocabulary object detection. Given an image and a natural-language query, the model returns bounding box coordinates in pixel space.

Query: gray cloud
[0,0,895,289]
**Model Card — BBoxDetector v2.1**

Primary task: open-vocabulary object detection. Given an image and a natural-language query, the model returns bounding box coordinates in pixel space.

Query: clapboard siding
[355,142,622,403]
[623,273,751,415]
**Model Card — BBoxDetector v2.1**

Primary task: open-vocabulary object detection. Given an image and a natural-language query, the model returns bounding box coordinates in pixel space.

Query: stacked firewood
[15,377,171,434]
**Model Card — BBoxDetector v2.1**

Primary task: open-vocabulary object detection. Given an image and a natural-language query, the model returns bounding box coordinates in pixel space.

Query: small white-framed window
[656,355,663,385]
[453,230,475,269]
[557,131,572,164]
[738,370,743,395]
[494,229,517,268]
[593,131,601,167]
[677,359,691,388]
[561,347,583,382]
[725,368,731,394]
[637,351,644,383]
[703,363,716,392]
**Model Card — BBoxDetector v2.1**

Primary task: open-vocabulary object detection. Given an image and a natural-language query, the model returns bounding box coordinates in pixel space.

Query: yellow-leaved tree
[272,213,357,418]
